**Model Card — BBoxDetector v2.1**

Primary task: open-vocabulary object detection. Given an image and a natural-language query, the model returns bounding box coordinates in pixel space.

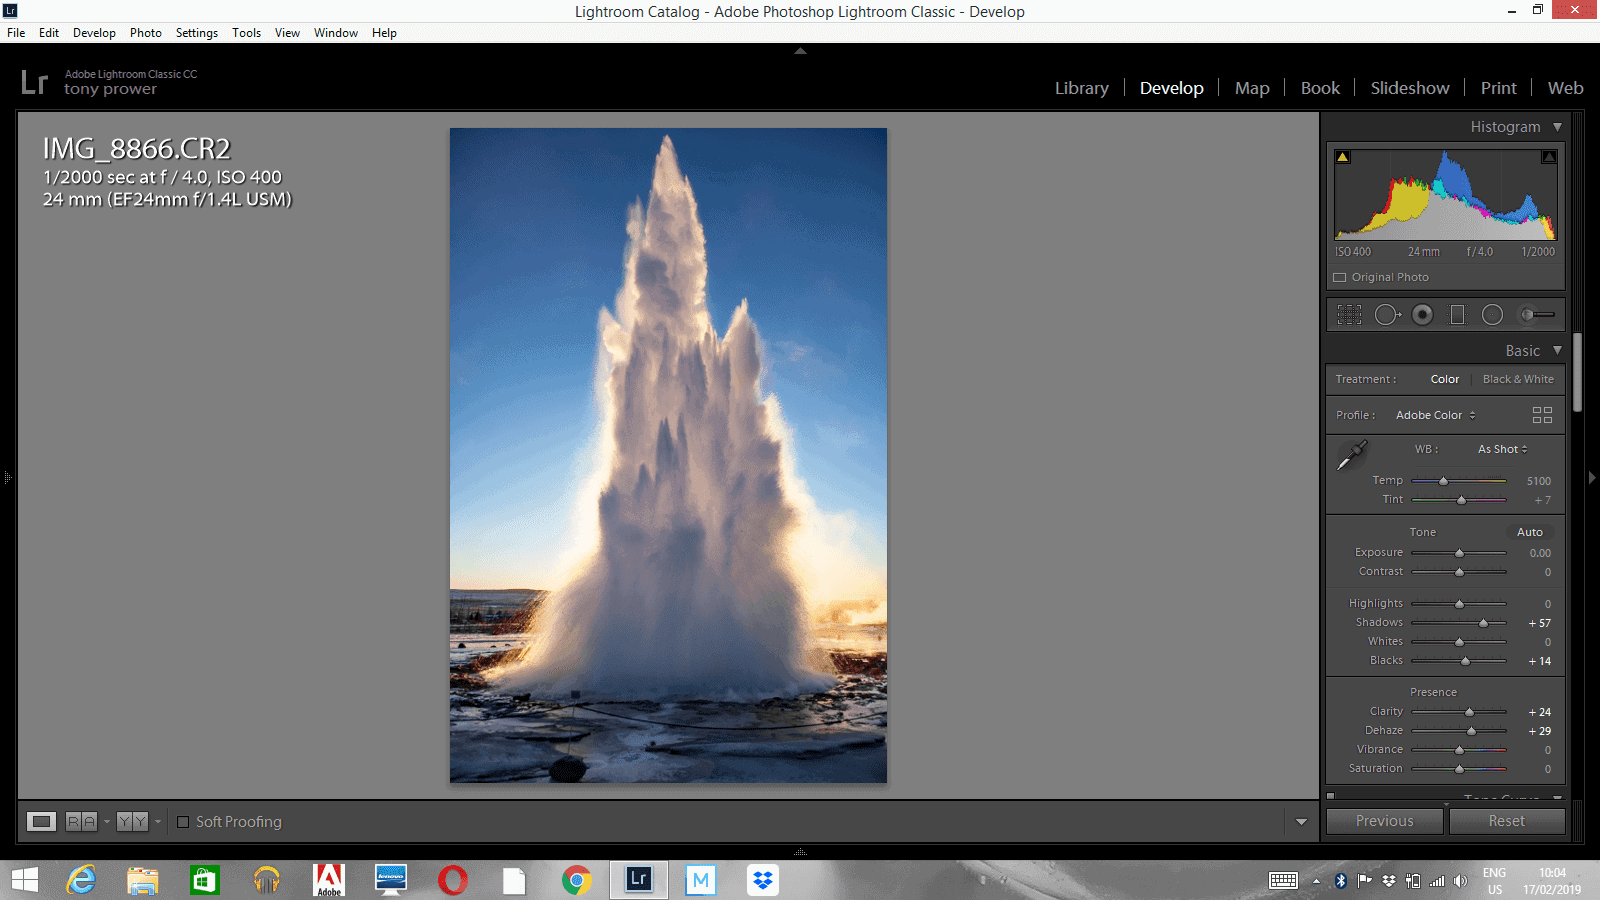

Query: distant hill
[449,588,547,606]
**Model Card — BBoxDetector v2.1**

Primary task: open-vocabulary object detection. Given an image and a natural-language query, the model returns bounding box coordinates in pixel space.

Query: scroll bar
[1575,334,1583,413]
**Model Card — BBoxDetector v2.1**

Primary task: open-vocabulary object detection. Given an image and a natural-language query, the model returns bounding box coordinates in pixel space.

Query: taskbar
[4,858,1596,899]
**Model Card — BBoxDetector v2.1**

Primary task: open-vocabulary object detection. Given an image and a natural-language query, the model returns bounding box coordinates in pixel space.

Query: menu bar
[6,22,1600,40]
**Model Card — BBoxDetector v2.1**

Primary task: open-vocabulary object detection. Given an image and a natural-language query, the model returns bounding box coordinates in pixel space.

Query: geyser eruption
[496,136,837,699]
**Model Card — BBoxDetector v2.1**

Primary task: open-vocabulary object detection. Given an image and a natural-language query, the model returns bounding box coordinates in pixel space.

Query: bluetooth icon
[1336,875,1348,890]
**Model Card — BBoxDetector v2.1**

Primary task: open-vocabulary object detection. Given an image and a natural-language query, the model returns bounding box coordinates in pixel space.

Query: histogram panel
[1334,148,1558,241]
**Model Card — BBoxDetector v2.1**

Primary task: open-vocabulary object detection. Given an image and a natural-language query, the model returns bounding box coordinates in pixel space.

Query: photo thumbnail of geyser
[449,130,887,783]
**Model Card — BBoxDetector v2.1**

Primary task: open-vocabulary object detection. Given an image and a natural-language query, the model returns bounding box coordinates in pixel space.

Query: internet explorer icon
[67,866,97,895]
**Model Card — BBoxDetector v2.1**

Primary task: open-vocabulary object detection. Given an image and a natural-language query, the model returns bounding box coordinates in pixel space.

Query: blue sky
[450,129,887,589]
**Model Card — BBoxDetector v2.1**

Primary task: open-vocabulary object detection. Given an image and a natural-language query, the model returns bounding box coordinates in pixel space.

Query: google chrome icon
[562,866,592,896]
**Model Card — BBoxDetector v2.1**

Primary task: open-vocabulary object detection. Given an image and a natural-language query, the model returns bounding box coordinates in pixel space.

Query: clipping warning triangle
[1335,150,1351,163]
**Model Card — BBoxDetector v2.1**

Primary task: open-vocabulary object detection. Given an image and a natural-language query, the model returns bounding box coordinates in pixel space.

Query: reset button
[1448,808,1566,834]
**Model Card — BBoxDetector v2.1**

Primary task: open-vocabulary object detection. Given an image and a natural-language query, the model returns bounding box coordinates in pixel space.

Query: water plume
[494,136,837,699]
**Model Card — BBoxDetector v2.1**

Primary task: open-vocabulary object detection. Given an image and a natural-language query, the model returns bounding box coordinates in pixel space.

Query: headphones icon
[254,868,281,893]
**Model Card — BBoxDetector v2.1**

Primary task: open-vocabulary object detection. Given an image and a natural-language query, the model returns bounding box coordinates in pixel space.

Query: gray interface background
[16,110,1318,799]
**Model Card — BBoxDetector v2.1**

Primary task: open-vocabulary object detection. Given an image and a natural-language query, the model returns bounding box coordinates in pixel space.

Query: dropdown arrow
[1554,345,1563,355]
[1296,817,1308,825]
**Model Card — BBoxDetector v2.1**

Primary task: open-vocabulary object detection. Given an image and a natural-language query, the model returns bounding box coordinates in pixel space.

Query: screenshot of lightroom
[5,5,1594,895]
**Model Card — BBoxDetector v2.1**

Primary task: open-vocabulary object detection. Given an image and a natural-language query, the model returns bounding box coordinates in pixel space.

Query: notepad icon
[128,869,159,897]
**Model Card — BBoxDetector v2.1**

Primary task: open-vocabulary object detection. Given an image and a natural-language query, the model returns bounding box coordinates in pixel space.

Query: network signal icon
[313,866,346,898]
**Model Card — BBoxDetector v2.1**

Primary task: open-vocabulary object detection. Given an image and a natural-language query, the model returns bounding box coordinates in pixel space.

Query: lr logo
[21,69,48,93]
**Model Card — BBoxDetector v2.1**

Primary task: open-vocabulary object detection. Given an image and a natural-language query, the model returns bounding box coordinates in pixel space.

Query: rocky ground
[449,650,887,783]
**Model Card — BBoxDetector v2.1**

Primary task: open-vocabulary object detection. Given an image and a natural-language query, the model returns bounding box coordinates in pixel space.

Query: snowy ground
[450,632,530,666]
[449,624,887,783]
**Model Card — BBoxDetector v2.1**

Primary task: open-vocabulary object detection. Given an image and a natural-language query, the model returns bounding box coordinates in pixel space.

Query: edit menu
[1320,110,1580,842]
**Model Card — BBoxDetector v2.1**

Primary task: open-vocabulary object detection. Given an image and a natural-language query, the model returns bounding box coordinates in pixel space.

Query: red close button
[1553,0,1596,17]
